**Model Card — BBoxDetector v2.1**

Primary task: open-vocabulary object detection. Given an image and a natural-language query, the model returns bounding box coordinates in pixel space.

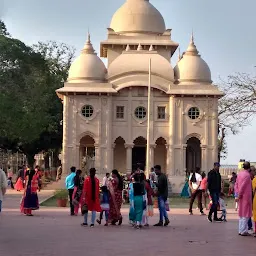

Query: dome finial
[186,31,199,56]
[82,32,95,54]
[87,29,91,43]
[191,29,194,44]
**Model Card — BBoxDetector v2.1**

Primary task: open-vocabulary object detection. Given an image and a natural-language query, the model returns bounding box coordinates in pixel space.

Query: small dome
[68,34,107,83]
[174,35,212,84]
[108,46,174,81]
[110,0,166,35]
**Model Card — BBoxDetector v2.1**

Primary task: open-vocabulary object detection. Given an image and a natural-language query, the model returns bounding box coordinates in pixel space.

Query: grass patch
[40,194,59,207]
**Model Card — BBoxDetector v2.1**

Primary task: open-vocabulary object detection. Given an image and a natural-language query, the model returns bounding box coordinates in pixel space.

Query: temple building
[56,0,223,192]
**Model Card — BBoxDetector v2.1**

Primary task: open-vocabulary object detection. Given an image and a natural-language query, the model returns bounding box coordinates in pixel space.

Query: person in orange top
[81,168,101,227]
[201,172,208,209]
[20,169,39,216]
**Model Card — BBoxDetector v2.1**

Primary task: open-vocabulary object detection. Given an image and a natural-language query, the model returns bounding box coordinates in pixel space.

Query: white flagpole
[145,58,151,179]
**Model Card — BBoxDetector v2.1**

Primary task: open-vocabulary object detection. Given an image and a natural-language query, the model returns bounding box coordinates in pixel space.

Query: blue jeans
[84,211,96,225]
[0,200,2,212]
[158,196,168,222]
[209,192,219,219]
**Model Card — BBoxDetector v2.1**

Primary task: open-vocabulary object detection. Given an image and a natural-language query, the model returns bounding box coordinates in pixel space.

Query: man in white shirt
[102,173,110,187]
[188,167,205,215]
[0,168,7,212]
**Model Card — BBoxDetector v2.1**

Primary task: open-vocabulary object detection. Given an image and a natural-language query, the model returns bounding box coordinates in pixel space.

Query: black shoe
[118,217,123,226]
[90,224,94,228]
[96,219,101,225]
[207,215,212,223]
[213,218,223,222]
[81,223,88,226]
[154,221,163,227]
[164,219,170,227]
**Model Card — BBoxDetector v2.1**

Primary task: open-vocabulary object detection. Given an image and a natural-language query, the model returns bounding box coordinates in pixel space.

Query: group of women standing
[80,168,123,227]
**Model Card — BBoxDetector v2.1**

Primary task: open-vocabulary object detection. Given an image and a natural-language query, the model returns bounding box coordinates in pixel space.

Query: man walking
[0,168,7,213]
[65,166,76,216]
[235,161,252,236]
[207,162,222,222]
[153,165,170,227]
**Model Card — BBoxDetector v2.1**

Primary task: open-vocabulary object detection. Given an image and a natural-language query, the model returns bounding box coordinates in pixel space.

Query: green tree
[0,21,75,166]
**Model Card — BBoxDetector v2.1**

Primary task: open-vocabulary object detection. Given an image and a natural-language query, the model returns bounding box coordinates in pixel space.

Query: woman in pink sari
[235,161,252,236]
[108,169,123,225]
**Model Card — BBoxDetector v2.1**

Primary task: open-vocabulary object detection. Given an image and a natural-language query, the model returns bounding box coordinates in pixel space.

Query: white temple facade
[56,0,223,192]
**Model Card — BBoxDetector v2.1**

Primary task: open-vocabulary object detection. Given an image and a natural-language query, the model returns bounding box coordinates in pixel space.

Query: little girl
[97,186,110,226]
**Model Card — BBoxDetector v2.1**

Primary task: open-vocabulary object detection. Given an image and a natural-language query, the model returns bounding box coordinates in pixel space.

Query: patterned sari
[108,177,122,223]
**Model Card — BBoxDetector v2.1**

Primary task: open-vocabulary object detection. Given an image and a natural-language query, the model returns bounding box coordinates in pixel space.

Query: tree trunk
[44,152,50,169]
[26,154,35,168]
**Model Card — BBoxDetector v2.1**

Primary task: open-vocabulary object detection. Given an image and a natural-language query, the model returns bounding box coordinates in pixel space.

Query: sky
[1,0,256,164]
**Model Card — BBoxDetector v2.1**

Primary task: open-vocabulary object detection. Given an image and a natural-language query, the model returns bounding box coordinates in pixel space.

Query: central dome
[110,0,166,35]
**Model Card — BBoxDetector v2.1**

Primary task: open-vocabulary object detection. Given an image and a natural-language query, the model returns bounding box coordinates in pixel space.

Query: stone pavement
[0,195,255,256]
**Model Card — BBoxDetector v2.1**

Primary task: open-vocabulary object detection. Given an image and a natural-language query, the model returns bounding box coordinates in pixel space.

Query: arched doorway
[113,137,126,172]
[186,137,201,173]
[132,137,146,171]
[80,135,95,175]
[154,137,167,172]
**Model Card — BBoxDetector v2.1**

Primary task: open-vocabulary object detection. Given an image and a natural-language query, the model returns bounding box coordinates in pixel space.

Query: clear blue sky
[1,0,256,164]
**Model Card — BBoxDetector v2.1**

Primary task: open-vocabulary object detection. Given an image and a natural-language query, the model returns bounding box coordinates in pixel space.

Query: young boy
[219,192,227,222]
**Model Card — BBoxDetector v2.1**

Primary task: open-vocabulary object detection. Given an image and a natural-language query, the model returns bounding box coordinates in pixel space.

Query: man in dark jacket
[207,162,222,222]
[154,165,169,227]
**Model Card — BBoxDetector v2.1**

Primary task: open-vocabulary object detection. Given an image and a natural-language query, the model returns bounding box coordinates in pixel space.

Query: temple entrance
[80,135,95,175]
[113,137,126,172]
[154,137,167,172]
[186,137,201,173]
[132,137,146,171]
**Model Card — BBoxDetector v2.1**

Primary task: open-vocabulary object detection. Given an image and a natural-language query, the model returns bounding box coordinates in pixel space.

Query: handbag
[81,203,88,215]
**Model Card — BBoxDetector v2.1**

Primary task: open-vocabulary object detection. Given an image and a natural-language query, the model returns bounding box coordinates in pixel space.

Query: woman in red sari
[108,169,123,225]
[81,168,101,227]
[20,169,39,216]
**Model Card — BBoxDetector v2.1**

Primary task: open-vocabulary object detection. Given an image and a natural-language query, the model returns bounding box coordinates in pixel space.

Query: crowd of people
[64,164,169,229]
[1,160,256,236]
[187,161,256,237]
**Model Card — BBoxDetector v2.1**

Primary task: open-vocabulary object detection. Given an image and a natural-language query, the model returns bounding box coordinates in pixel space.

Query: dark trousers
[8,177,14,189]
[189,189,203,213]
[68,189,74,215]
[209,192,219,219]
[248,218,253,230]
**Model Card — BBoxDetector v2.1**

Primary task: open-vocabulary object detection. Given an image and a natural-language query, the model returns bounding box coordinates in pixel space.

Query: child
[201,172,208,209]
[234,192,238,211]
[96,186,109,226]
[219,192,227,222]
[144,179,154,226]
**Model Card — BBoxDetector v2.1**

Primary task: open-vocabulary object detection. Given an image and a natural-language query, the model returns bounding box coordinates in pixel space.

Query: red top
[81,176,101,212]
[201,177,208,190]
[145,182,154,205]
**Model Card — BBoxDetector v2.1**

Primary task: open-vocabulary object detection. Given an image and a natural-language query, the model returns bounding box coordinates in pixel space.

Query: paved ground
[0,194,255,256]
